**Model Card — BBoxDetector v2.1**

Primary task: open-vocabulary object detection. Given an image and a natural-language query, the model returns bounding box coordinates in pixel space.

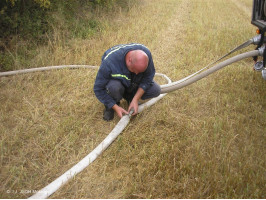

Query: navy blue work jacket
[93,43,156,109]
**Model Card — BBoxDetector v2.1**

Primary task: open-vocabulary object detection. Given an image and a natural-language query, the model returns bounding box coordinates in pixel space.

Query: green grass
[0,0,265,198]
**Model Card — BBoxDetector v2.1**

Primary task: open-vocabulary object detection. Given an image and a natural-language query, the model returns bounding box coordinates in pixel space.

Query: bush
[0,0,138,71]
[0,0,50,40]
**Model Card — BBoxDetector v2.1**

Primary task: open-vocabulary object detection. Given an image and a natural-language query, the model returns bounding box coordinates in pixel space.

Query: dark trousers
[106,79,161,104]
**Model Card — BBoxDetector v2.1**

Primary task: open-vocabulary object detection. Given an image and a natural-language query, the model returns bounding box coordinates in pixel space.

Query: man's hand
[128,99,138,115]
[128,87,145,116]
[112,104,129,118]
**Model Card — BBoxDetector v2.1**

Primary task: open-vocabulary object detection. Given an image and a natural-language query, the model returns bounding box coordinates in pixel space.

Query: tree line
[0,0,130,40]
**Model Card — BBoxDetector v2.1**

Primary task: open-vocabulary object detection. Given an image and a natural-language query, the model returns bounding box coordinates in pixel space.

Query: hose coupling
[254,61,264,71]
[253,60,266,80]
[258,45,265,56]
[128,108,135,117]
[262,68,266,80]
[252,34,262,45]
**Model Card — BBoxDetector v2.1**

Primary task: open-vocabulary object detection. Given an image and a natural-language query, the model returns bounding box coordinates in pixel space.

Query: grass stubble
[0,0,265,198]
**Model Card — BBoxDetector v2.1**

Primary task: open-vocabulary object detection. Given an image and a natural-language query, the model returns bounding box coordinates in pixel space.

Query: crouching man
[93,43,161,121]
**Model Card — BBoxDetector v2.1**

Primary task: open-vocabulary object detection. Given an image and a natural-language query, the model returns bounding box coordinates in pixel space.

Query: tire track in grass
[152,0,191,78]
[230,0,252,18]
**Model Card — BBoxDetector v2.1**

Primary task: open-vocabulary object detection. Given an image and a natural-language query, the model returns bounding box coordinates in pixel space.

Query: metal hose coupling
[254,45,266,80]
[252,34,262,45]
[128,108,135,117]
[258,45,265,56]
[254,45,265,71]
[262,68,266,80]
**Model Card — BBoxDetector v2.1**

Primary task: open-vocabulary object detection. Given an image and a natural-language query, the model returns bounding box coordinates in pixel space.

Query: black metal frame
[252,0,266,29]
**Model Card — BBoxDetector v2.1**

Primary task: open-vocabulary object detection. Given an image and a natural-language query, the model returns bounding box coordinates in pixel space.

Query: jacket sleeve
[138,56,155,91]
[93,64,116,109]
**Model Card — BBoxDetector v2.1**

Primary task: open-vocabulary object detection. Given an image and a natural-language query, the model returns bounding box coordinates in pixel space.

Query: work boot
[103,106,114,121]
[103,102,119,121]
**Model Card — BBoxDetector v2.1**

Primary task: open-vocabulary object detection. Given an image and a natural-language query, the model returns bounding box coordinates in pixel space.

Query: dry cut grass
[1,0,265,198]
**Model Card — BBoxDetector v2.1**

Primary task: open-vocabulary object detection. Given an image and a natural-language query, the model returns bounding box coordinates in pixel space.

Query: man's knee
[106,80,125,102]
[141,82,161,100]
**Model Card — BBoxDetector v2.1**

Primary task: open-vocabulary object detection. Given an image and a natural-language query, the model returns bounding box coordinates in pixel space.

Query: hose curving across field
[0,47,261,199]
[160,50,260,93]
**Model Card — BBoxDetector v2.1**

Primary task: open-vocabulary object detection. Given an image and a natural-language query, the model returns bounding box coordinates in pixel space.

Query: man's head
[125,50,149,74]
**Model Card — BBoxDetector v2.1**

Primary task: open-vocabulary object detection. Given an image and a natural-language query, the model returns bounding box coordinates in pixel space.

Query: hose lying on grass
[0,47,261,199]
[0,65,99,77]
[28,73,172,199]
[160,50,260,93]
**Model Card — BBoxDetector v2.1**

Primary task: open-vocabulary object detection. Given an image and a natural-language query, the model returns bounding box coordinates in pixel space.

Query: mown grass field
[0,0,265,198]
